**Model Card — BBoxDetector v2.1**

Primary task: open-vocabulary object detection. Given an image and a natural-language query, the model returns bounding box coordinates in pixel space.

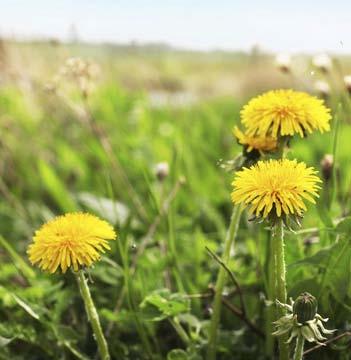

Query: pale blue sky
[1,0,351,53]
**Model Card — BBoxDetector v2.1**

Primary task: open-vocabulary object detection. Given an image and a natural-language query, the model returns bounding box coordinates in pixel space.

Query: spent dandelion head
[240,89,331,139]
[231,159,321,223]
[27,212,116,274]
[59,57,100,97]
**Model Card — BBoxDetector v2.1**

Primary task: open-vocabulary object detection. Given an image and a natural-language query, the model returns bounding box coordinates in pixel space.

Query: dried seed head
[58,57,100,96]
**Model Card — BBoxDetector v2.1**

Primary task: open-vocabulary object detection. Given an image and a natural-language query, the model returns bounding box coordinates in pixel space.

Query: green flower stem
[293,335,305,360]
[207,204,241,360]
[265,233,275,357]
[76,270,111,360]
[170,317,190,346]
[273,219,289,360]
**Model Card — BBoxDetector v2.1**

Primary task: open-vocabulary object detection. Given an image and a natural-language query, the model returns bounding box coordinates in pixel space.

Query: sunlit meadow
[1,38,351,360]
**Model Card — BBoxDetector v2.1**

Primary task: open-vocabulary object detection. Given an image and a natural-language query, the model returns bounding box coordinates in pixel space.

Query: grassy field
[0,40,351,359]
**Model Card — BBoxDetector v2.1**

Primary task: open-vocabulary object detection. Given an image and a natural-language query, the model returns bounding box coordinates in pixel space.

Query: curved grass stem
[207,204,241,360]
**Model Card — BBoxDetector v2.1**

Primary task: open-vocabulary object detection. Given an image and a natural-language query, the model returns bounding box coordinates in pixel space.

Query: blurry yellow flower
[233,126,277,154]
[231,159,321,218]
[241,90,331,138]
[28,213,116,273]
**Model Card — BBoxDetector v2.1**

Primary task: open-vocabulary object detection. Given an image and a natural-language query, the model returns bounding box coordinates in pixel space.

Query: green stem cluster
[76,270,111,360]
[207,205,241,360]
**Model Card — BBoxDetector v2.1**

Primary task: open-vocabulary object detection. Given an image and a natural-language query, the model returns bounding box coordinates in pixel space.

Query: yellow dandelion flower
[27,212,116,274]
[231,159,321,218]
[233,126,277,154]
[240,89,331,138]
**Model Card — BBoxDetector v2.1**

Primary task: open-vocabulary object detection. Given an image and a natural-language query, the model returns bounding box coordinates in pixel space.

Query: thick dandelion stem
[265,232,275,357]
[272,219,289,360]
[293,335,305,360]
[76,270,111,360]
[207,205,241,360]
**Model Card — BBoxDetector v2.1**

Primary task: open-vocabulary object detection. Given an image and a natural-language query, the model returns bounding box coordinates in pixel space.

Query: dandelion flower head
[231,159,321,219]
[233,126,277,154]
[28,212,116,273]
[240,90,331,138]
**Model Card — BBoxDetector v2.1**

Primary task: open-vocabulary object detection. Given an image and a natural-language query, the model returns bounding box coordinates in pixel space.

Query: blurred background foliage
[0,39,351,359]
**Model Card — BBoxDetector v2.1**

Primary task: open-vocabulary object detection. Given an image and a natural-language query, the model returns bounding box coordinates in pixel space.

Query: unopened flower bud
[275,53,291,73]
[320,154,333,181]
[314,80,330,99]
[312,54,332,73]
[293,292,318,324]
[344,75,351,94]
[155,162,169,181]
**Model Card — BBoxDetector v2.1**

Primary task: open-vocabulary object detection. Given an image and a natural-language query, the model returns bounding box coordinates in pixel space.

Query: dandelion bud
[314,80,330,99]
[312,54,332,73]
[275,53,291,73]
[320,154,333,181]
[293,292,318,324]
[155,162,169,181]
[344,75,351,94]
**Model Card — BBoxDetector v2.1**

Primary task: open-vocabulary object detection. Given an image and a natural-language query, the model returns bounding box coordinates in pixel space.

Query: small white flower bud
[275,53,291,73]
[320,154,333,181]
[344,75,351,94]
[155,162,169,181]
[314,80,330,98]
[312,54,332,73]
